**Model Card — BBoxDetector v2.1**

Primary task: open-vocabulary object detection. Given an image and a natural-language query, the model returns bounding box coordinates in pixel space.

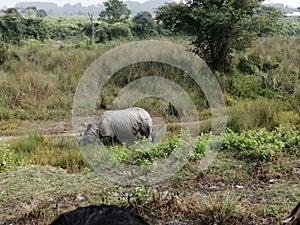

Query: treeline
[0,11,169,44]
[1,0,300,46]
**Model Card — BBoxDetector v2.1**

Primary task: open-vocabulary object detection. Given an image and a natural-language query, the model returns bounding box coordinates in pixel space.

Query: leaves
[156,0,282,72]
[99,0,131,24]
[221,127,300,161]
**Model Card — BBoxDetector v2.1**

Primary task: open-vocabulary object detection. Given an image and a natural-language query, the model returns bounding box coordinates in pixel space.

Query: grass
[0,149,299,225]
[0,127,299,224]
[1,36,300,133]
[0,36,300,224]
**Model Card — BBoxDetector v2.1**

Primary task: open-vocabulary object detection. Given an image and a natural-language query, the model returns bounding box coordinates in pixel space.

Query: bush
[0,41,9,65]
[237,52,279,75]
[109,22,132,40]
[0,141,16,172]
[221,127,300,161]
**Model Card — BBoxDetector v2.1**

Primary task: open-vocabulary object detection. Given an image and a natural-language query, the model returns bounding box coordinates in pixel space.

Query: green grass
[1,36,300,224]
[0,149,299,224]
[0,127,299,224]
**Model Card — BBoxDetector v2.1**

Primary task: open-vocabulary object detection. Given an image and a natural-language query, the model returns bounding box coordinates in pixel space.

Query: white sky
[0,0,299,9]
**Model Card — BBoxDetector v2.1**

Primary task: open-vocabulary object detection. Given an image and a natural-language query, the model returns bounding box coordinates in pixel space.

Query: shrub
[0,41,9,65]
[237,52,279,75]
[221,127,300,161]
[0,141,16,172]
[108,22,132,40]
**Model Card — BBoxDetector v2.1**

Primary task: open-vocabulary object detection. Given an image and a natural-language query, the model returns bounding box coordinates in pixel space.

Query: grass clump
[10,133,44,153]
[6,135,87,173]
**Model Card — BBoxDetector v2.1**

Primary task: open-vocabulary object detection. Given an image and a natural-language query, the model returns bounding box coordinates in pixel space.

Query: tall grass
[0,42,103,120]
[0,36,299,131]
[7,134,86,173]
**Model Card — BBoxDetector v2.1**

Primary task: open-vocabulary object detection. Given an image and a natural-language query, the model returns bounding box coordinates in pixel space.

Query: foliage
[281,18,300,36]
[83,21,132,43]
[237,52,280,75]
[156,1,283,72]
[225,98,299,132]
[131,11,155,37]
[0,41,8,65]
[0,141,16,172]
[253,5,283,37]
[99,0,131,24]
[4,135,86,173]
[221,127,300,161]
[10,133,44,153]
[109,22,132,40]
[47,17,87,40]
[0,9,50,43]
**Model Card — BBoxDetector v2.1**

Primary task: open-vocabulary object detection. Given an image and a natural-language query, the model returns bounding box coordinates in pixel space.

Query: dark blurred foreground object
[281,201,300,225]
[50,204,149,225]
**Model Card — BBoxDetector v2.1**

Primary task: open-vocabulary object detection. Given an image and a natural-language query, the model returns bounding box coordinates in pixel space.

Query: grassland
[0,36,300,224]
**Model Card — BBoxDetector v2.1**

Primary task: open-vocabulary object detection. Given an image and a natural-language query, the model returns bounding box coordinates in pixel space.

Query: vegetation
[0,8,50,43]
[99,0,131,24]
[0,0,299,224]
[0,127,299,224]
[156,0,283,72]
[131,11,155,37]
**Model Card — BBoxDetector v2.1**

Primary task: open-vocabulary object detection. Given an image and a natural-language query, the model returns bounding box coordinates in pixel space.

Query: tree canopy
[132,11,155,37]
[0,8,49,43]
[156,0,282,72]
[99,0,131,24]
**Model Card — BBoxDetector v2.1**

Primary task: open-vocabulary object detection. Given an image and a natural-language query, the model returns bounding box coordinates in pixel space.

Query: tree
[131,11,155,37]
[253,6,283,37]
[2,8,21,17]
[0,8,25,43]
[156,0,282,72]
[23,6,37,17]
[88,12,103,44]
[0,7,49,43]
[99,0,131,24]
[36,9,47,18]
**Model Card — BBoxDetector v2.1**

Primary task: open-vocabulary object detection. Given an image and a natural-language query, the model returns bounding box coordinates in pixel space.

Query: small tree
[132,11,154,37]
[36,9,47,18]
[99,0,131,24]
[23,6,37,17]
[88,12,103,44]
[156,0,282,72]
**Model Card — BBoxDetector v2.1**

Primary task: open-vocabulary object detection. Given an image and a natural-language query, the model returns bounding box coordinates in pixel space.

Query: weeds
[0,141,16,172]
[222,126,300,161]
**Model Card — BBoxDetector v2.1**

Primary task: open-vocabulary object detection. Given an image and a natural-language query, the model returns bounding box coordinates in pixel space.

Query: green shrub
[191,133,210,160]
[0,141,16,172]
[237,52,279,75]
[109,22,132,40]
[221,127,300,161]
[0,41,9,65]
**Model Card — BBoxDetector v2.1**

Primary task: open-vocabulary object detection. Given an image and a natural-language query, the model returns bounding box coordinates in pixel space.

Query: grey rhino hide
[79,107,153,146]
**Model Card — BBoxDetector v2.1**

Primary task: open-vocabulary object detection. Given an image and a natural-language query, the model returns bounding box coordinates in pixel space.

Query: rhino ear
[83,122,92,131]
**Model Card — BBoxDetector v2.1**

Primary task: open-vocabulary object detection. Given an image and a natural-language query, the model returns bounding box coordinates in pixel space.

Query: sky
[0,0,299,9]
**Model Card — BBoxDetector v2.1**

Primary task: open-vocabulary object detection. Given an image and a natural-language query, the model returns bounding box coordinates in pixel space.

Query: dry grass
[0,150,299,225]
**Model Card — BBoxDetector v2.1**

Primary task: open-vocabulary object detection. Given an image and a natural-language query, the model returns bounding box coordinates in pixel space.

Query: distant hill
[14,0,175,16]
[262,2,298,13]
